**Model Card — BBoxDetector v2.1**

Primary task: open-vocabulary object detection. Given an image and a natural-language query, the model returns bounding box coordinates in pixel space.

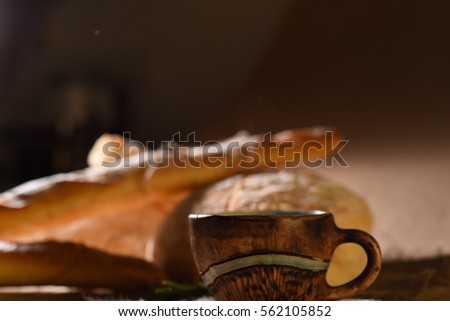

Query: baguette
[0,127,338,243]
[0,241,163,289]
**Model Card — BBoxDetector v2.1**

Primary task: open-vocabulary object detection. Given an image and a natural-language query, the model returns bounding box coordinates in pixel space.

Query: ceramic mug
[189,211,381,300]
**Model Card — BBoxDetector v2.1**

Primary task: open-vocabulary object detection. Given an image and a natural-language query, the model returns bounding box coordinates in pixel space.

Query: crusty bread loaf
[0,127,338,231]
[0,241,163,289]
[192,170,372,230]
[0,166,147,238]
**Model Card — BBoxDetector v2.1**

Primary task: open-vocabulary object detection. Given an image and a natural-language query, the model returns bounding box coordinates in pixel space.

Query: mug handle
[321,229,382,300]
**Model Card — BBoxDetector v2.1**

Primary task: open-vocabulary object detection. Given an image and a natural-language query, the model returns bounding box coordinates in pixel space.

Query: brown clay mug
[189,210,382,300]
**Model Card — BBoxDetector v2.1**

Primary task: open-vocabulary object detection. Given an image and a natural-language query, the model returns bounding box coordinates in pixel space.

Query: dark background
[0,0,449,188]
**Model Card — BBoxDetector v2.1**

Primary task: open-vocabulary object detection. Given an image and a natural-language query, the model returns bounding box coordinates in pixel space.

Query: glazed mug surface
[189,211,381,300]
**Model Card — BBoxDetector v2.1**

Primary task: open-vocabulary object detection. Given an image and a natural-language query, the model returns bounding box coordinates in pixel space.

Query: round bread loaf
[192,169,372,231]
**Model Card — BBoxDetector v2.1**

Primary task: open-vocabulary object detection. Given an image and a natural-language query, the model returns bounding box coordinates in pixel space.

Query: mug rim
[189,210,330,219]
